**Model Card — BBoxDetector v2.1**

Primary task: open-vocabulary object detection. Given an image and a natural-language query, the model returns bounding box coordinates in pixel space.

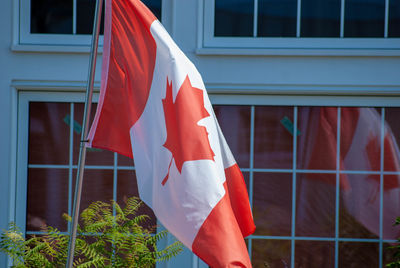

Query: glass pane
[74,103,114,165]
[214,105,251,168]
[296,173,336,237]
[383,176,400,240]
[76,0,104,34]
[258,0,297,37]
[117,170,156,231]
[254,106,293,169]
[339,174,379,239]
[383,242,400,266]
[297,107,338,170]
[344,0,385,37]
[27,169,69,232]
[340,108,382,172]
[389,0,400,37]
[29,102,70,165]
[214,0,254,37]
[301,0,340,37]
[253,173,292,236]
[295,241,335,267]
[252,239,291,268]
[72,169,114,218]
[339,242,379,267]
[142,0,162,21]
[31,0,72,34]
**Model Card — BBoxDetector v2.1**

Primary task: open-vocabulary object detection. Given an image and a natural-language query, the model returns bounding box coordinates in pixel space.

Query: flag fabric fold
[88,0,255,266]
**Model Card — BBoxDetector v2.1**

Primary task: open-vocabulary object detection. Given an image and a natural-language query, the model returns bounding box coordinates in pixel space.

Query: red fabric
[225,164,256,237]
[192,169,253,268]
[90,0,157,158]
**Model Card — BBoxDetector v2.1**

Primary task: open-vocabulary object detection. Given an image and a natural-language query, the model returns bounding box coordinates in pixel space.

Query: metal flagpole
[66,0,103,266]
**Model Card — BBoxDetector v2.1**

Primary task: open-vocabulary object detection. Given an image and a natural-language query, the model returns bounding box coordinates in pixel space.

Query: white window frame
[13,0,172,53]
[198,0,400,56]
[11,82,400,267]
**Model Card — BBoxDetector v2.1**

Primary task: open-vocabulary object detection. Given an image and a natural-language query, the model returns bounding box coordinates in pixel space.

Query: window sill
[11,44,103,54]
[196,47,400,57]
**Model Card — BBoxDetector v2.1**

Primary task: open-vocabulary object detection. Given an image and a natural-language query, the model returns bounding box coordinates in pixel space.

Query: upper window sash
[201,0,400,54]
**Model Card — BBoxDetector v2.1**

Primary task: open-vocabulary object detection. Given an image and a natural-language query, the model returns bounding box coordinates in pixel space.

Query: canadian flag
[88,0,255,267]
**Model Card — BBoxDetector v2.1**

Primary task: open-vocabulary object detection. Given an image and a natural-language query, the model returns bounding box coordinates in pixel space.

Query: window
[16,92,400,267]
[17,0,161,46]
[201,0,400,54]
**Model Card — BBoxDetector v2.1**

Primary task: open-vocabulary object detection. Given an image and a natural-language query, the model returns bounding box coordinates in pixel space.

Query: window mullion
[253,0,258,37]
[296,0,301,37]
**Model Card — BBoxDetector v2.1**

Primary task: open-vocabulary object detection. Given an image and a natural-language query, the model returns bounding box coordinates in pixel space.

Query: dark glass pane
[340,108,382,171]
[31,0,73,33]
[339,242,379,267]
[252,239,291,268]
[296,173,336,237]
[215,0,254,37]
[339,174,379,239]
[27,169,69,232]
[72,169,114,218]
[383,175,400,240]
[258,0,297,37]
[117,170,157,232]
[301,0,340,37]
[295,241,335,267]
[254,106,293,169]
[389,0,400,37]
[76,0,104,34]
[142,0,162,21]
[74,103,114,165]
[297,107,338,170]
[214,105,251,168]
[344,0,385,37]
[253,173,292,236]
[29,102,70,165]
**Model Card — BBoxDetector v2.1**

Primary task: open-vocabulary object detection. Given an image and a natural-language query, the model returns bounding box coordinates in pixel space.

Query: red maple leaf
[162,75,215,185]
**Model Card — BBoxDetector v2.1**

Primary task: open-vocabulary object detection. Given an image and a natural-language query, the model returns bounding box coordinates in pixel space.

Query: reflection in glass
[297,107,338,170]
[76,0,104,34]
[389,0,400,37]
[214,105,251,168]
[27,169,69,232]
[339,242,379,267]
[117,170,156,231]
[301,0,340,37]
[254,106,293,169]
[344,0,385,37]
[31,0,72,34]
[339,174,380,239]
[258,0,297,37]
[215,0,254,36]
[252,239,291,268]
[72,169,114,218]
[253,173,292,236]
[295,241,334,267]
[74,103,114,165]
[29,102,70,165]
[296,173,336,237]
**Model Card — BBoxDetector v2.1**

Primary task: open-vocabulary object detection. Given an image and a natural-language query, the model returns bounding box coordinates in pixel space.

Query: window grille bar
[379,108,385,268]
[248,105,255,259]
[290,106,298,268]
[73,0,77,34]
[68,103,74,231]
[248,235,397,243]
[335,107,341,268]
[340,0,345,37]
[296,0,301,37]
[385,0,389,37]
[253,0,258,37]
[113,152,118,217]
